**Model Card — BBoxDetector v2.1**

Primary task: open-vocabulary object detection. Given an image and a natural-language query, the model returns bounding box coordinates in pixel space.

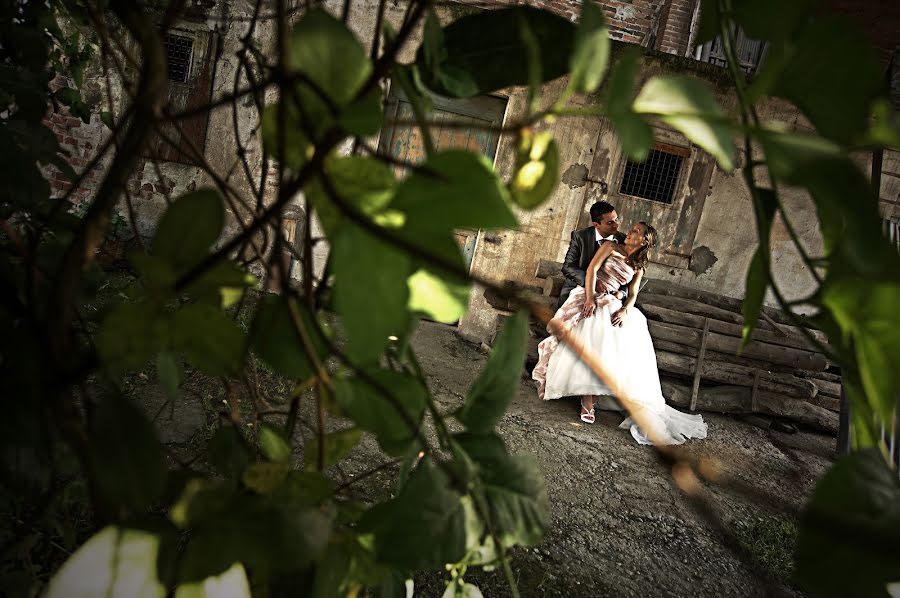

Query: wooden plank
[689,317,710,411]
[647,320,829,371]
[654,350,818,399]
[638,293,775,330]
[660,379,838,434]
[640,302,824,352]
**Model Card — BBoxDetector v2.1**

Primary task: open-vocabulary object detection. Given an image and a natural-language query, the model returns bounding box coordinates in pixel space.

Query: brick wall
[43,107,106,206]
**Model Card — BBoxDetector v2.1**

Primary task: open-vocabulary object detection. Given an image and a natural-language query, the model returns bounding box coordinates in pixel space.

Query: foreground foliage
[1,0,899,596]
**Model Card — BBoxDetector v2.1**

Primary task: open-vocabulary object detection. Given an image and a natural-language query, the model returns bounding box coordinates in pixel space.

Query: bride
[532,221,707,445]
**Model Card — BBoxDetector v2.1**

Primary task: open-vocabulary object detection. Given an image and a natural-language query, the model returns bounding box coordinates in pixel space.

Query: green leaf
[694,0,721,46]
[392,150,517,232]
[178,492,332,582]
[822,280,900,425]
[100,111,114,129]
[289,8,372,108]
[157,352,182,402]
[568,0,610,93]
[741,188,777,348]
[759,131,895,276]
[152,190,225,275]
[407,269,471,324]
[207,425,250,478]
[96,301,169,371]
[174,563,251,598]
[88,395,167,512]
[796,449,900,598]
[338,87,384,137]
[280,471,335,506]
[304,155,397,239]
[334,370,426,456]
[47,527,165,598]
[767,18,883,145]
[731,0,817,44]
[510,130,560,209]
[415,7,576,98]
[633,75,734,170]
[605,48,652,161]
[332,223,412,363]
[457,311,529,433]
[740,249,767,350]
[455,433,549,548]
[186,260,257,308]
[250,293,330,380]
[360,459,466,570]
[172,303,245,376]
[259,423,292,463]
[242,462,291,494]
[304,427,363,471]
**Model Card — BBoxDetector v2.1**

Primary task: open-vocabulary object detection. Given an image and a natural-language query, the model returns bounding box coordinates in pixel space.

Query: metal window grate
[164,33,193,83]
[619,148,684,204]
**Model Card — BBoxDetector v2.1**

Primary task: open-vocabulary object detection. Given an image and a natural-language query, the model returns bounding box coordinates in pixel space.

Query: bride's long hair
[626,221,657,270]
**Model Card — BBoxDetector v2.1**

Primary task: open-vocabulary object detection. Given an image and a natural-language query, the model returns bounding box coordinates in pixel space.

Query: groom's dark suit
[558,227,627,309]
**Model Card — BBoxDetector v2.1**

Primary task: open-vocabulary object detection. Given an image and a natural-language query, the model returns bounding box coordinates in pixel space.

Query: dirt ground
[142,320,834,597]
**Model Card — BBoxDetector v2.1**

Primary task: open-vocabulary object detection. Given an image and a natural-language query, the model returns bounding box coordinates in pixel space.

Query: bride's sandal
[580,405,595,424]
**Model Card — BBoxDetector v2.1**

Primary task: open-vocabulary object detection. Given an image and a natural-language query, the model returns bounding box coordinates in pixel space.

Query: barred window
[164,33,193,83]
[618,147,686,204]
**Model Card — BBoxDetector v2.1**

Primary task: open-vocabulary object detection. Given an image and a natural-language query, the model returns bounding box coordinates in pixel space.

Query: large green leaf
[740,188,777,348]
[457,311,529,433]
[605,48,653,162]
[415,7,575,98]
[454,433,549,548]
[796,449,900,598]
[568,0,610,94]
[172,303,245,376]
[88,395,167,512]
[262,8,373,167]
[259,423,292,463]
[822,279,900,425]
[178,491,332,582]
[152,190,224,275]
[304,427,363,470]
[766,18,883,145]
[391,150,517,232]
[288,8,371,107]
[157,352,183,402]
[633,75,734,170]
[304,155,397,239]
[250,293,330,380]
[334,370,426,456]
[96,301,169,372]
[360,459,466,570]
[759,131,896,277]
[407,268,471,324]
[510,130,560,210]
[47,527,165,598]
[332,223,412,363]
[207,425,250,479]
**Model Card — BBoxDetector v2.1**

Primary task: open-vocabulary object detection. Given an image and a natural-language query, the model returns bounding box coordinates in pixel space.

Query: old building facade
[48,0,900,342]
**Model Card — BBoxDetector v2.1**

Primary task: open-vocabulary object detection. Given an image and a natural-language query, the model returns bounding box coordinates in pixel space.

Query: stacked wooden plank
[529,261,840,433]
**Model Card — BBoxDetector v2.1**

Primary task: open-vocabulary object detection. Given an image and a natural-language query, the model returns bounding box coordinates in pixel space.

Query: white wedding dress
[532,253,707,445]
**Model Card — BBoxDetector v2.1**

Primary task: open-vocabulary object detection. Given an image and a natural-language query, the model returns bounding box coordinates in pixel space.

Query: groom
[558,201,626,309]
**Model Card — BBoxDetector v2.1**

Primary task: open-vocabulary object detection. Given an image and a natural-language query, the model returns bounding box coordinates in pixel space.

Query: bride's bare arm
[582,242,614,317]
[612,268,643,326]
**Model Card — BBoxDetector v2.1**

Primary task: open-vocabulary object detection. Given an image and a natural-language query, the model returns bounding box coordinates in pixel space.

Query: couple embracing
[532,202,707,445]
